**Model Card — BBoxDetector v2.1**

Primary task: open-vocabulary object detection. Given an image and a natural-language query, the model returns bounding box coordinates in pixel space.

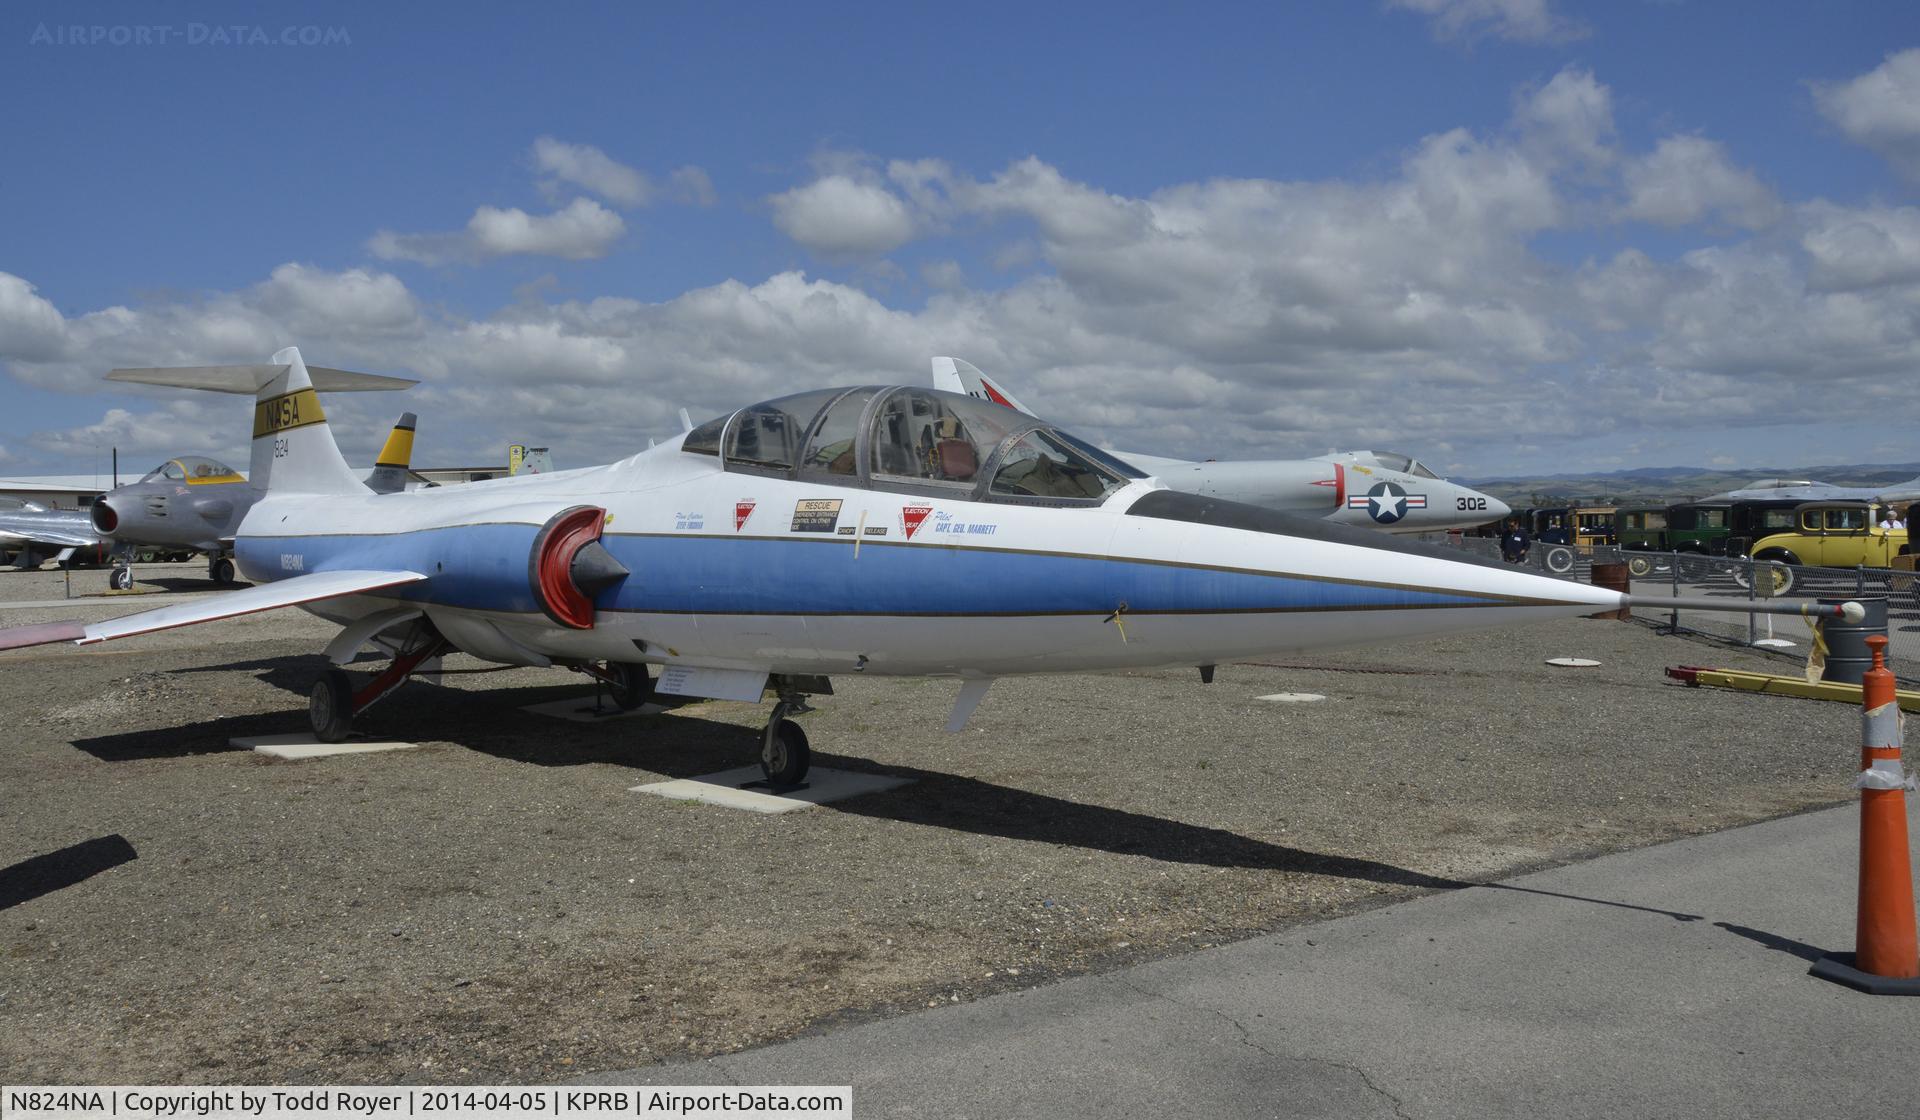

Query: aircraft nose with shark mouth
[0,348,1637,790]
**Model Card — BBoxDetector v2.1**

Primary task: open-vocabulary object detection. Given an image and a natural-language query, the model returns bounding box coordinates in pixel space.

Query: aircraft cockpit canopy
[684,386,1144,505]
[139,456,243,484]
[1369,451,1440,480]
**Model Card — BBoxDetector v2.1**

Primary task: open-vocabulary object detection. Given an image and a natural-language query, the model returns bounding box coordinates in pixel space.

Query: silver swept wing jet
[0,369,418,584]
[931,357,1508,533]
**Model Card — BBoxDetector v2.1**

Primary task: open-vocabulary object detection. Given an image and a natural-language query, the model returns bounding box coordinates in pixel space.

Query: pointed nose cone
[1484,495,1512,522]
[1123,489,1628,647]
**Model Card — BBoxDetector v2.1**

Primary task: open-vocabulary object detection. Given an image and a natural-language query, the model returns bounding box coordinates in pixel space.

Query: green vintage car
[1615,506,1669,567]
[1664,499,1804,558]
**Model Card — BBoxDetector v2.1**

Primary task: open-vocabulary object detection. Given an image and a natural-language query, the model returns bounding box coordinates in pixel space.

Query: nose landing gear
[759,700,812,789]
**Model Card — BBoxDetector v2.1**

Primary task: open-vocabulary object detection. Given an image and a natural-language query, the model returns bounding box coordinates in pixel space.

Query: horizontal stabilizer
[108,365,417,394]
[0,569,428,653]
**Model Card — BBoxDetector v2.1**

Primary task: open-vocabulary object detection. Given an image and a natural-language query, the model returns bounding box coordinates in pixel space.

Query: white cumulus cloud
[0,272,73,363]
[369,198,627,265]
[532,137,651,207]
[1799,203,1920,292]
[1812,48,1920,180]
[1619,136,1783,229]
[1387,0,1586,44]
[769,175,918,254]
[256,264,422,335]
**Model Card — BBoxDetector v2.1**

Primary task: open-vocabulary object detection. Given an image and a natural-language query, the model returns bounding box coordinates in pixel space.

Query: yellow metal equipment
[1666,665,1920,712]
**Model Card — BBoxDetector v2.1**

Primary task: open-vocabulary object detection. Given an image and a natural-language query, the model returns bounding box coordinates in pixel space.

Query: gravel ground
[0,563,1865,1084]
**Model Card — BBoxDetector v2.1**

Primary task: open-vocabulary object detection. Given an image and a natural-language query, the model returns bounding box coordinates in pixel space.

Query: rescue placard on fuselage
[253,388,326,439]
[791,498,843,533]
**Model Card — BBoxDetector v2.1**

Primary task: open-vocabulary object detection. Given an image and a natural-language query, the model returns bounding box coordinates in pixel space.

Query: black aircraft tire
[607,662,654,711]
[109,566,133,591]
[761,719,811,788]
[310,669,355,743]
[211,556,236,586]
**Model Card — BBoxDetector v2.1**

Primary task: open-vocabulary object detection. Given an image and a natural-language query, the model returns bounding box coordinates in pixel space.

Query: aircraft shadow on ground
[67,711,288,761]
[429,698,1470,889]
[132,577,248,593]
[0,834,138,910]
[71,663,1860,947]
[93,660,1474,890]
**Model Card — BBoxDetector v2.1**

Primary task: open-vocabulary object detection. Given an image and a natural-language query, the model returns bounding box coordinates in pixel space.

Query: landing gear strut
[760,700,812,789]
[308,625,451,742]
[571,661,654,711]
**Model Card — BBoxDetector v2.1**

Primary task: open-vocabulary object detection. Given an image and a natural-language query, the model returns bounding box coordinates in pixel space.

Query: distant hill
[1460,463,1920,507]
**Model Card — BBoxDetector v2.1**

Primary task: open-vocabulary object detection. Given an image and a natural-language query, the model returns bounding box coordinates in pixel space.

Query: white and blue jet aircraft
[930,358,1508,533]
[5,348,1848,788]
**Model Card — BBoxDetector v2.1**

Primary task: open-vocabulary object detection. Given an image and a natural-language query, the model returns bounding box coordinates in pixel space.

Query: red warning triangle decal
[901,505,932,540]
[734,501,756,531]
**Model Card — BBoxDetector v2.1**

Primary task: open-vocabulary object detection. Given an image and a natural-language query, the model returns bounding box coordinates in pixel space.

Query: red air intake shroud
[529,505,616,630]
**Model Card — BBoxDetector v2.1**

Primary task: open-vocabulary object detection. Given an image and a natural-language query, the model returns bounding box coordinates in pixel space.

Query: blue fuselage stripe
[237,528,1498,616]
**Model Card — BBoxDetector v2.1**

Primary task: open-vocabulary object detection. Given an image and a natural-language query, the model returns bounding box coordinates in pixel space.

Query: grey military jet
[0,497,109,570]
[1707,475,1920,504]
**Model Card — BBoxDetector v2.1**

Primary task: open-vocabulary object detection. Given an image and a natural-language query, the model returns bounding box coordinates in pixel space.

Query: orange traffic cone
[1811,634,1920,994]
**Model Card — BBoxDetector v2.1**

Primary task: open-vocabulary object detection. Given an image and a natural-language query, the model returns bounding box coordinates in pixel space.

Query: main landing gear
[570,660,655,712]
[109,565,134,591]
[309,625,452,742]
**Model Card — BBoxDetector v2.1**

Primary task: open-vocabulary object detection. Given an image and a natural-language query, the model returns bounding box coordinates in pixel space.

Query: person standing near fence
[1501,518,1531,563]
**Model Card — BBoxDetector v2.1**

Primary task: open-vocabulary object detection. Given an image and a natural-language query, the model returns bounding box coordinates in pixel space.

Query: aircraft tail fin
[931,357,1037,417]
[248,347,371,495]
[108,349,416,495]
[366,412,418,495]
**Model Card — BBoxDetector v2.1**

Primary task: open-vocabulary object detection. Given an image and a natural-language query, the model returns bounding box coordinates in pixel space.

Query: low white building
[0,475,112,510]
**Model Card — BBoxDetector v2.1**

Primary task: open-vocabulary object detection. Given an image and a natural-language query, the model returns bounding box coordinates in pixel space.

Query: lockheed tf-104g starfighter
[0,348,1856,787]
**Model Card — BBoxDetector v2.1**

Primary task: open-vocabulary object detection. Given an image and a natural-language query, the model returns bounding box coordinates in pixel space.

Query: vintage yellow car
[1747,501,1910,589]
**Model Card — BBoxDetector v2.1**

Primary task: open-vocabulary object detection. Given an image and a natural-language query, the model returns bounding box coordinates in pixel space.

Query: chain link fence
[1428,536,1920,685]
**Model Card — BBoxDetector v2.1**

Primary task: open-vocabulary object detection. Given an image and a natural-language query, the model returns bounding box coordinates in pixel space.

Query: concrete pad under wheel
[519,697,668,723]
[631,765,913,814]
[231,733,423,760]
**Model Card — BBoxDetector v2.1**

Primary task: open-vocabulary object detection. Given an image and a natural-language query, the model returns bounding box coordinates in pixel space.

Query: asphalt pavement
[584,801,1920,1120]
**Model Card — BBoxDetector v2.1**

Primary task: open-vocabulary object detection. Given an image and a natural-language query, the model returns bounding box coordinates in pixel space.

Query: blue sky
[3,0,1918,481]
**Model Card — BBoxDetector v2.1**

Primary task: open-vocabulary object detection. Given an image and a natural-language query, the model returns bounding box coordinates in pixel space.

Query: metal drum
[1588,562,1630,620]
[1818,596,1888,685]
